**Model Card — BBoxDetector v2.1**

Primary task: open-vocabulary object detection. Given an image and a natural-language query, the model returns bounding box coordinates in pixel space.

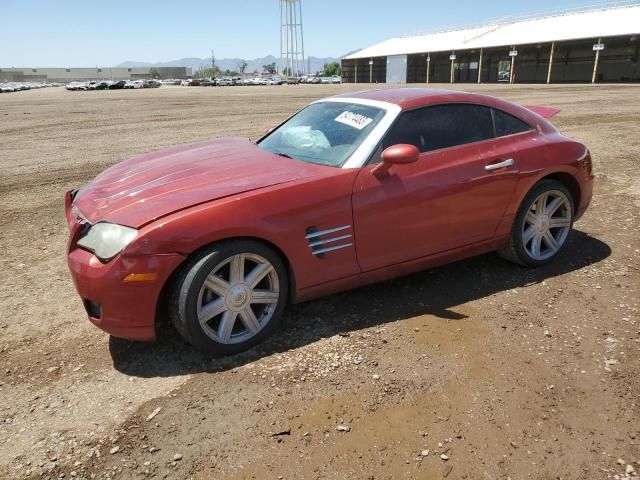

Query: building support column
[426,54,430,84]
[450,52,455,83]
[477,48,483,84]
[547,41,555,84]
[355,63,358,84]
[510,48,516,84]
[592,37,602,84]
[369,59,373,83]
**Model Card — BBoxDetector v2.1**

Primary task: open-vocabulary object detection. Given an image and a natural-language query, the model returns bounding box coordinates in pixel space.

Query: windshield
[257,101,386,167]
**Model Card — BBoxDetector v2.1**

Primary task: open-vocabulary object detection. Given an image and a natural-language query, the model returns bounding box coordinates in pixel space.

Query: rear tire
[499,179,574,267]
[169,240,288,356]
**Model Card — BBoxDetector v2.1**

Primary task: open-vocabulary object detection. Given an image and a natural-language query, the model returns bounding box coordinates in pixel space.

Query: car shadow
[109,230,611,378]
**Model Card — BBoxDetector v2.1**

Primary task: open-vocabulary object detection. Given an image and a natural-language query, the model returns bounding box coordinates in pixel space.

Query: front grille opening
[83,299,102,319]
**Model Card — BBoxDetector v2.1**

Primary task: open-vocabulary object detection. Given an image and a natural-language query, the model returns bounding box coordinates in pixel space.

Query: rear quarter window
[492,109,533,137]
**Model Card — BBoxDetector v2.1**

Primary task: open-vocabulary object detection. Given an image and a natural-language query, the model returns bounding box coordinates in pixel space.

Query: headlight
[77,222,138,261]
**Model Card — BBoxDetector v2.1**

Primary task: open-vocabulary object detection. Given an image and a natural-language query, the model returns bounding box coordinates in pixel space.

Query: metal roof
[344,3,640,60]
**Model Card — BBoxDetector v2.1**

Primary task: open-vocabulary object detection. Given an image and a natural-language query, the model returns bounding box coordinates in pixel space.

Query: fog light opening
[83,299,102,319]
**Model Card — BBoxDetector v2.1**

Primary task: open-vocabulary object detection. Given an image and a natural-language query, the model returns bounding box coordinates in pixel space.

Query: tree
[238,60,248,74]
[262,62,277,74]
[322,62,341,76]
[194,66,221,79]
[148,67,160,79]
[282,66,292,77]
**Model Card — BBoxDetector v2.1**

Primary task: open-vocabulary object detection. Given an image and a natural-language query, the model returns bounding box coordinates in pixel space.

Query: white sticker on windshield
[334,111,373,130]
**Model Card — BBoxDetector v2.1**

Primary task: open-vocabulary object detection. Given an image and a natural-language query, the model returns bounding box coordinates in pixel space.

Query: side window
[381,104,495,154]
[492,109,532,137]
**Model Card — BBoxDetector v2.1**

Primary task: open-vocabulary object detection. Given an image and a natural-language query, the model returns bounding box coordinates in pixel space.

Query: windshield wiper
[274,152,293,159]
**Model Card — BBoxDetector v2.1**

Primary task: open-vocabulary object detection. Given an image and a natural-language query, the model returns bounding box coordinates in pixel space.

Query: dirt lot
[0,83,638,480]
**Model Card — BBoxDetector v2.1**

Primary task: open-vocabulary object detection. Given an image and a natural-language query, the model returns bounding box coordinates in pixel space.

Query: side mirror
[372,144,420,178]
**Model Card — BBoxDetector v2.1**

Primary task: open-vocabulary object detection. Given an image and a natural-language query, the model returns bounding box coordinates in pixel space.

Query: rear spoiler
[524,105,561,119]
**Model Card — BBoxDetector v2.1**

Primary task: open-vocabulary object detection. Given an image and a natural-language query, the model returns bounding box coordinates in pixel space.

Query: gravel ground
[0,83,638,480]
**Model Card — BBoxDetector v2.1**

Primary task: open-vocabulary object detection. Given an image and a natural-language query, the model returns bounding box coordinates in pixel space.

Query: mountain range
[115,55,342,73]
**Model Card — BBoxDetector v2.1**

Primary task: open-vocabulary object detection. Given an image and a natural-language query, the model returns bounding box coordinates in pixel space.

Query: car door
[352,103,529,272]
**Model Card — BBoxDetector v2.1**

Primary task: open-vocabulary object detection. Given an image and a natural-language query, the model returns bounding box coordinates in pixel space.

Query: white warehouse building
[341,3,640,84]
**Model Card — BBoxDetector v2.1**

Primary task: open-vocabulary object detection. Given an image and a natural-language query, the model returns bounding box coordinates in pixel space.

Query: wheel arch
[498,173,576,267]
[154,235,297,338]
[541,172,581,215]
[510,167,581,218]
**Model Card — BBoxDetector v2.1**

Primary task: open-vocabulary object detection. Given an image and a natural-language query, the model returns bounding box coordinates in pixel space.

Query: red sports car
[65,88,593,355]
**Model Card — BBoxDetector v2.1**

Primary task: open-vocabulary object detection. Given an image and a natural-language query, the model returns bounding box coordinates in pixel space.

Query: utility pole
[477,48,483,84]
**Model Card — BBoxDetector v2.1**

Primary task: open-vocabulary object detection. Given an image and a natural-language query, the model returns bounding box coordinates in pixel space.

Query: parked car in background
[217,77,234,86]
[320,77,331,84]
[3,83,18,92]
[64,88,594,356]
[3,81,57,92]
[241,77,254,86]
[498,70,510,82]
[108,80,126,89]
[331,75,342,84]
[188,79,202,86]
[144,80,161,88]
[86,81,99,90]
[285,77,300,85]
[96,81,111,90]
[65,82,81,91]
[124,80,140,89]
[201,78,216,87]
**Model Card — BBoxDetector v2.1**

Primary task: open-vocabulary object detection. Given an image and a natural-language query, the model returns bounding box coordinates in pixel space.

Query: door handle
[484,158,514,171]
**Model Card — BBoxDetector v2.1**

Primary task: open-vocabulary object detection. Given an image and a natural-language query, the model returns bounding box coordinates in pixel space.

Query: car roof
[331,87,556,132]
[333,88,500,110]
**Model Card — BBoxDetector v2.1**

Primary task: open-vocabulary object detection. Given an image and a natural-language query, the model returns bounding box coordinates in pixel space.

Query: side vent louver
[305,225,353,257]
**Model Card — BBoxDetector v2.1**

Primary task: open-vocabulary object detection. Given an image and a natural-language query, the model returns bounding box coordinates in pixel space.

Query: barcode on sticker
[335,111,373,130]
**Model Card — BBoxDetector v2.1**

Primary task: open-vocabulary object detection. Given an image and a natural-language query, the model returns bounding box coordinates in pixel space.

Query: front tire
[170,240,288,356]
[499,179,574,267]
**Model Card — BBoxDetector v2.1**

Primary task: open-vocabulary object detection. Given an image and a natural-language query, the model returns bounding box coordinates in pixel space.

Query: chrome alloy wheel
[196,254,279,344]
[522,190,572,261]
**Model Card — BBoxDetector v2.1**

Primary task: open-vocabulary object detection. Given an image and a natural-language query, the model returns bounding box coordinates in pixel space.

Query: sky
[0,0,625,66]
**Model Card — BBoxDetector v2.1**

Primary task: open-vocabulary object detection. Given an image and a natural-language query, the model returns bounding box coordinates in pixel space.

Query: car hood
[73,137,322,227]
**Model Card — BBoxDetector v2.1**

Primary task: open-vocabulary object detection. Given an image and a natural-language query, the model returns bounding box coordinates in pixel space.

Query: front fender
[124,169,361,293]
